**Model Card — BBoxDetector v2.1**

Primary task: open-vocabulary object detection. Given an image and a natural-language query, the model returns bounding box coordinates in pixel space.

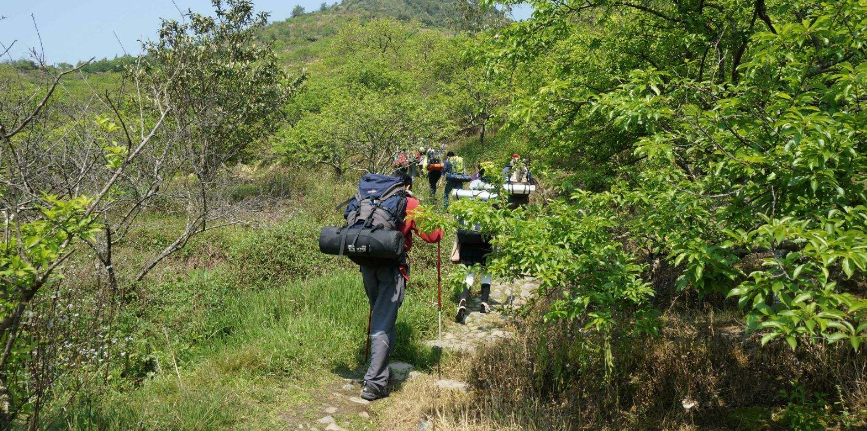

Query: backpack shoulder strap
[370,191,407,223]
[335,196,355,211]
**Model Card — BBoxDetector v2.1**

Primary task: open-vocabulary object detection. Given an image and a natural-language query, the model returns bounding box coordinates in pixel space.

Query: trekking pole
[436,240,442,379]
[364,308,372,362]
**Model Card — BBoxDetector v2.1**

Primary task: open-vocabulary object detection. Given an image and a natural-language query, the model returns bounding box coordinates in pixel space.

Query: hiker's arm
[406,204,443,243]
[417,227,443,243]
[411,211,443,243]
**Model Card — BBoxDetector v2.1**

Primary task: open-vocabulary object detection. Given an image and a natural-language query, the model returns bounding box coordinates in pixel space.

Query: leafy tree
[0,1,293,426]
[280,18,455,176]
[140,0,290,272]
[442,35,506,146]
[451,0,511,33]
[292,5,306,17]
[480,0,867,352]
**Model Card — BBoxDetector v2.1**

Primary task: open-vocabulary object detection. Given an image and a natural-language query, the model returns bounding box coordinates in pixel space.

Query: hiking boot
[480,302,491,314]
[360,383,390,401]
[455,302,467,323]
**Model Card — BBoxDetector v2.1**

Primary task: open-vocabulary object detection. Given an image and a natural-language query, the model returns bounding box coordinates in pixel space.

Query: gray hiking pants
[361,264,406,391]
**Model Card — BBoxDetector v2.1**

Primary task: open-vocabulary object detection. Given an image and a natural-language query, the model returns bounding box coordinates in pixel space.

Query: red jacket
[398,196,443,279]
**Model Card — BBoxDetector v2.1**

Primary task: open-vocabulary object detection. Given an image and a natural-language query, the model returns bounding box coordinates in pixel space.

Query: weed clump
[453,300,867,430]
[229,217,346,286]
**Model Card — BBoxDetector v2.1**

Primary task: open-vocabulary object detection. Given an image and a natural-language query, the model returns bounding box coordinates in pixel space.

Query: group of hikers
[319,146,535,401]
[391,146,532,209]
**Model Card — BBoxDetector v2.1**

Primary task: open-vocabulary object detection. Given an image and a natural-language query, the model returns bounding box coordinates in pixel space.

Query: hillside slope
[259,0,508,64]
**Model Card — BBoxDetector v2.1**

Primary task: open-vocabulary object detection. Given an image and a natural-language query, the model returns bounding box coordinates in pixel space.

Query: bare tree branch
[0,62,92,141]
[0,40,15,59]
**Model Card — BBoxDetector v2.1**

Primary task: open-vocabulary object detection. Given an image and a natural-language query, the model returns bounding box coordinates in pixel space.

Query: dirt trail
[284,278,539,430]
[427,278,539,352]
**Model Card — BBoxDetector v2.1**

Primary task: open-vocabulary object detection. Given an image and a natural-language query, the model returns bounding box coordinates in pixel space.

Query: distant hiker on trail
[393,149,410,174]
[443,151,468,210]
[424,147,444,198]
[453,170,495,321]
[340,172,443,401]
[408,147,424,180]
[502,153,534,208]
[502,153,532,184]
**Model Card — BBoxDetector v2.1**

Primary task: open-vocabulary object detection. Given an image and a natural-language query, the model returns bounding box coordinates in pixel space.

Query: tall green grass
[65,266,440,429]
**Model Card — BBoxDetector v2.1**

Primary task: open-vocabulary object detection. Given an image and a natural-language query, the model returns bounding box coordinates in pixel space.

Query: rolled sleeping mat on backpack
[319,227,405,259]
[427,163,444,172]
[503,183,536,195]
[445,173,472,183]
[469,181,496,191]
[451,189,498,201]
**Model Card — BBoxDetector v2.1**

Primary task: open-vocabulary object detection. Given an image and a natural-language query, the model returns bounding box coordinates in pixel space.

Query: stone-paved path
[426,278,539,352]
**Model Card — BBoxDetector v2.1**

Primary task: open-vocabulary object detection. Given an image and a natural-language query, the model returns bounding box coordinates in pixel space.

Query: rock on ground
[436,379,471,392]
[317,416,335,424]
[348,396,370,405]
[388,361,414,381]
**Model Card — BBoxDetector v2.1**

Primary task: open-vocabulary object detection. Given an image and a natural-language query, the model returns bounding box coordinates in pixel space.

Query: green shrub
[228,217,343,286]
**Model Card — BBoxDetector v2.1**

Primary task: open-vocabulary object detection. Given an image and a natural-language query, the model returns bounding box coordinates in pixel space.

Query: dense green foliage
[277,17,498,176]
[477,0,866,351]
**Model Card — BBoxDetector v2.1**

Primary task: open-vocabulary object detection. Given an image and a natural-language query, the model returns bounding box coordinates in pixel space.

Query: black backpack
[344,174,408,230]
[319,174,408,267]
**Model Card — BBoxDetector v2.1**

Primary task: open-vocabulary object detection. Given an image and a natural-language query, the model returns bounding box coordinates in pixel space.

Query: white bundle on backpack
[503,183,535,195]
[451,189,497,201]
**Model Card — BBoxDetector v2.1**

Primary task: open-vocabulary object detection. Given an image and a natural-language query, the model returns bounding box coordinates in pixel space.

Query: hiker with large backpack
[319,172,442,401]
[451,170,495,321]
[424,147,444,198]
[443,151,469,209]
[502,153,535,208]
[393,149,410,174]
[502,153,532,184]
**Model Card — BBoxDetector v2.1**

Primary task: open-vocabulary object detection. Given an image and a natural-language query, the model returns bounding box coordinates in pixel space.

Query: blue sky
[0,1,532,65]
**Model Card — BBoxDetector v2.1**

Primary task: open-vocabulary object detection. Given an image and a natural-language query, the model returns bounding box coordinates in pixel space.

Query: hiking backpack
[318,174,408,267]
[508,158,530,183]
[344,174,407,229]
[445,156,471,183]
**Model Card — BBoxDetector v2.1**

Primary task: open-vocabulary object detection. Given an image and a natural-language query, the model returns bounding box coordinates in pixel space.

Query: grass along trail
[285,278,539,431]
